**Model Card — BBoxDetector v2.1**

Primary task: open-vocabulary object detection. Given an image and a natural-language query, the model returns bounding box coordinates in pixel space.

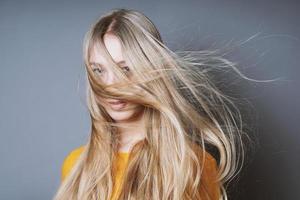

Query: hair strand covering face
[53,8,254,200]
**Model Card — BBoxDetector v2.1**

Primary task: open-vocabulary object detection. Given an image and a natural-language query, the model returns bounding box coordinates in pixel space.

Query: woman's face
[89,33,144,122]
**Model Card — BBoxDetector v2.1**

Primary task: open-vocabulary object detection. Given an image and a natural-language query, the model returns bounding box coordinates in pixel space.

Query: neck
[116,109,146,153]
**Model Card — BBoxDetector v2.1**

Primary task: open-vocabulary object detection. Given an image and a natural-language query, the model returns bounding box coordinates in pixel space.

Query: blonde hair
[54,8,252,200]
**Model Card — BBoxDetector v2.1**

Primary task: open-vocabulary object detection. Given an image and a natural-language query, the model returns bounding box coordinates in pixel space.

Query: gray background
[0,0,299,199]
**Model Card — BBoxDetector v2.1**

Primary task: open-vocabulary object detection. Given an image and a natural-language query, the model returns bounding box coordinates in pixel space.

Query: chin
[108,110,136,122]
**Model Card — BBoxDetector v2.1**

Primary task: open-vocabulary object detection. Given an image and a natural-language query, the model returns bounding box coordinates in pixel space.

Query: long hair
[53,8,250,200]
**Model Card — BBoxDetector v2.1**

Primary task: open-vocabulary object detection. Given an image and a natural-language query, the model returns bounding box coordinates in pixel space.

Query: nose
[105,70,119,85]
[103,70,126,102]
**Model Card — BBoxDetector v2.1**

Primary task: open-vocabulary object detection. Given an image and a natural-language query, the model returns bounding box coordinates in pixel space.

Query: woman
[53,8,246,200]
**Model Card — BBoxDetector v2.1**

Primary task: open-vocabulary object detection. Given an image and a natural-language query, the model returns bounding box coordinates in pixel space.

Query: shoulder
[200,150,221,200]
[191,143,218,167]
[198,148,219,181]
[203,150,218,170]
[61,145,85,181]
[191,143,221,199]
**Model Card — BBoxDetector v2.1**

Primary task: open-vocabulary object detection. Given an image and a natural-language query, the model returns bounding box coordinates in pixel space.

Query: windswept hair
[53,8,252,200]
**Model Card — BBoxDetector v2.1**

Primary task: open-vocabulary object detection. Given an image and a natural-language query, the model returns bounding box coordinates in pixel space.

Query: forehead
[89,34,125,66]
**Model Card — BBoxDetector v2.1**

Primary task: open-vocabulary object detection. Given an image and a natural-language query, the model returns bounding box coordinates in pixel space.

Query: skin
[89,33,146,153]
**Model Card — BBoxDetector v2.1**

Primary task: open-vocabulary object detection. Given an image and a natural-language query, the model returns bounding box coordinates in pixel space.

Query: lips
[107,100,127,110]
[107,100,126,104]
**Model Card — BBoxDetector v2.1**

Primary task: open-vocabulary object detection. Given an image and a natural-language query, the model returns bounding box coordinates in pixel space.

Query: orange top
[61,146,220,200]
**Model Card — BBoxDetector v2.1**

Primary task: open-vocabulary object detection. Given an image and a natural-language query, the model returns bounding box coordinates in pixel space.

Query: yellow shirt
[61,146,220,200]
[61,145,128,200]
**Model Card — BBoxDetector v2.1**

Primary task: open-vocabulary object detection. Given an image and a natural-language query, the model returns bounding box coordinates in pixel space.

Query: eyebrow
[89,60,126,66]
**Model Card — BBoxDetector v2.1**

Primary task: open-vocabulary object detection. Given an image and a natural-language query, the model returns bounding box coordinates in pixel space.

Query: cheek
[96,96,110,107]
[131,103,145,114]
[127,102,142,109]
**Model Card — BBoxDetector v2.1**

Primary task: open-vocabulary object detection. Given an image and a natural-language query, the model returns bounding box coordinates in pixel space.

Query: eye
[92,67,105,75]
[122,66,130,73]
